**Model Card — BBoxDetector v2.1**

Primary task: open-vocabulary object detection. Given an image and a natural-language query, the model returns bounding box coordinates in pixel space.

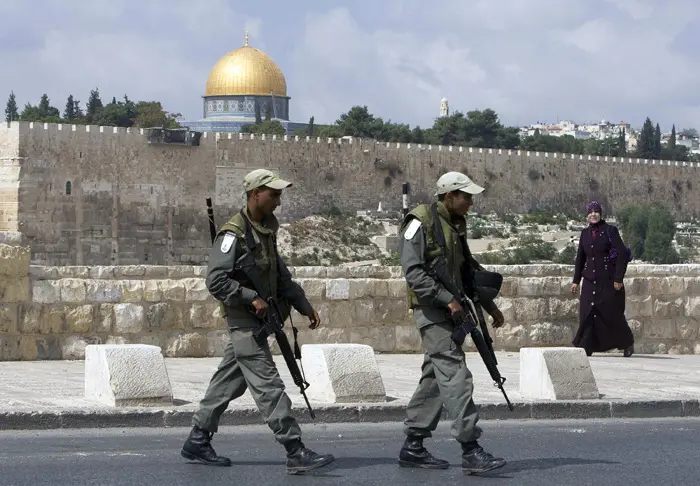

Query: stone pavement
[0,352,699,430]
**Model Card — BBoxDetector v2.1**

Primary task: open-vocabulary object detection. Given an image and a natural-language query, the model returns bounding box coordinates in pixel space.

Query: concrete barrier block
[84,344,173,407]
[301,343,386,403]
[519,347,599,400]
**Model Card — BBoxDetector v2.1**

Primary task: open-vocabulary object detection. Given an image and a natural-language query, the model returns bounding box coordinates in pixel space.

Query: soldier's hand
[489,308,505,328]
[571,283,579,295]
[308,310,321,330]
[447,299,463,316]
[251,297,268,317]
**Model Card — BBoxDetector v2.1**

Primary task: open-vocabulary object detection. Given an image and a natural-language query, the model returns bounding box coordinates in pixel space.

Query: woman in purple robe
[571,201,635,357]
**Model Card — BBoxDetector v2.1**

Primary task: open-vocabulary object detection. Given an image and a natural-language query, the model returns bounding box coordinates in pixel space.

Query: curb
[1,399,699,430]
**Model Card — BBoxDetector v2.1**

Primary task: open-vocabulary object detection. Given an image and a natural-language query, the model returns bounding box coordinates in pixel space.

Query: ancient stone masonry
[1,243,699,360]
[1,121,699,265]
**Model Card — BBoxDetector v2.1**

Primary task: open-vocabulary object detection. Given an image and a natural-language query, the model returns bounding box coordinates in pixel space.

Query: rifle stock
[204,198,316,419]
[428,257,514,411]
[256,298,315,419]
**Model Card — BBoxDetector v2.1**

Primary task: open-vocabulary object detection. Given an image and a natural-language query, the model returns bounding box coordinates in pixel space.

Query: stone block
[120,280,144,302]
[57,266,90,278]
[60,279,87,303]
[301,343,386,403]
[89,266,115,279]
[395,326,422,352]
[653,298,684,318]
[183,278,210,302]
[142,280,163,302]
[387,279,406,298]
[326,279,350,300]
[84,344,173,407]
[528,322,573,346]
[519,347,599,400]
[64,305,95,333]
[157,280,185,301]
[164,332,208,357]
[0,278,29,302]
[31,280,62,304]
[0,244,30,278]
[113,304,145,334]
[85,280,122,303]
[0,304,18,333]
[516,277,564,297]
[29,266,58,279]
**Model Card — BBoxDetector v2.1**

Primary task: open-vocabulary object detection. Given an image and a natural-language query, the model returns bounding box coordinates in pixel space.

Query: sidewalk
[1,352,699,430]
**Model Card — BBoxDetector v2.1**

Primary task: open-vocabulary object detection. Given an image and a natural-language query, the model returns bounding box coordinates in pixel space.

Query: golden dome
[204,32,287,97]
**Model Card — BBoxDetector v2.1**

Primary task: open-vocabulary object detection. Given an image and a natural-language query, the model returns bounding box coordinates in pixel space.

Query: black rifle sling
[238,209,302,359]
[430,203,447,250]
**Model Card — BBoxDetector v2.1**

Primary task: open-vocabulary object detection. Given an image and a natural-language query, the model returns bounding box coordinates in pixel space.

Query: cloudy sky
[1,0,698,132]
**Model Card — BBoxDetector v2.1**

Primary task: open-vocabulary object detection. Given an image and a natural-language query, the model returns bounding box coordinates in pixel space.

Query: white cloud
[1,0,698,133]
[288,2,700,131]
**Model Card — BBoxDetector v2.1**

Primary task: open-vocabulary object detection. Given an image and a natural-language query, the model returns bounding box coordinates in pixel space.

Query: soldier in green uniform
[397,171,507,474]
[180,169,335,475]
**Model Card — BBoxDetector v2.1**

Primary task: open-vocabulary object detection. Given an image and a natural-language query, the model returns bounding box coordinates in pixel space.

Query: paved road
[1,418,698,485]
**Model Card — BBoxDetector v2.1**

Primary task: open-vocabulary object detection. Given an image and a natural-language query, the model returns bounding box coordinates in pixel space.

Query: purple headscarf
[586,200,602,215]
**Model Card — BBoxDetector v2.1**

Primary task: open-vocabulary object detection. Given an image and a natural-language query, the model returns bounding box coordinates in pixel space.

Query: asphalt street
[0,418,698,485]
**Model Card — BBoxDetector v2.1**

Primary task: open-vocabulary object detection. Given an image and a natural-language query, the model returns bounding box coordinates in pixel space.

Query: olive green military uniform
[399,201,483,444]
[191,208,314,445]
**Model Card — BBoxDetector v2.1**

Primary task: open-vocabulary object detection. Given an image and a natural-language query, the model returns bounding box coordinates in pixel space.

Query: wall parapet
[2,120,697,169]
[0,261,695,360]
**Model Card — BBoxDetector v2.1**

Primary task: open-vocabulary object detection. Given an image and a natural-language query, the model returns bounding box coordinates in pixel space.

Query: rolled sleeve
[205,232,258,307]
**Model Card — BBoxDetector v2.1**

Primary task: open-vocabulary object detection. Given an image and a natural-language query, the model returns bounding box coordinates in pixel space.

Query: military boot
[284,439,335,475]
[461,441,506,474]
[180,426,232,467]
[398,435,450,469]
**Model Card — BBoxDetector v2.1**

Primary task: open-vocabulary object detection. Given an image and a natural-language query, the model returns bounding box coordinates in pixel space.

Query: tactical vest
[401,202,466,309]
[219,209,279,304]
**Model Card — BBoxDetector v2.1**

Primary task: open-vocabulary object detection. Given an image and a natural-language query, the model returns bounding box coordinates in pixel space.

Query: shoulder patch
[404,219,422,240]
[220,232,236,253]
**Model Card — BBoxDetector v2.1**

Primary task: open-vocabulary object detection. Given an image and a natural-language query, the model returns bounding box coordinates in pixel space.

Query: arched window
[65,181,72,195]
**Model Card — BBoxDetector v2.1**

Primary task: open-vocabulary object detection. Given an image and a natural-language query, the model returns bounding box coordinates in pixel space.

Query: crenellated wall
[0,121,699,266]
[0,242,698,360]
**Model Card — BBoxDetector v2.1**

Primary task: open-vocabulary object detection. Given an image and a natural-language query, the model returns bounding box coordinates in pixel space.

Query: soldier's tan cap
[434,171,485,196]
[242,169,292,191]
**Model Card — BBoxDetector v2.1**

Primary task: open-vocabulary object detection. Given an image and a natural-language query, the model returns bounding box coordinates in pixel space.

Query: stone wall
[1,121,699,266]
[1,244,699,360]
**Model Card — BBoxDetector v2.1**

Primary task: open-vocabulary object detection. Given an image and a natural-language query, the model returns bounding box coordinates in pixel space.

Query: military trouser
[191,327,301,445]
[403,321,482,444]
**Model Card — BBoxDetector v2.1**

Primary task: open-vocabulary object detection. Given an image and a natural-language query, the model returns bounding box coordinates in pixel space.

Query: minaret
[440,97,449,117]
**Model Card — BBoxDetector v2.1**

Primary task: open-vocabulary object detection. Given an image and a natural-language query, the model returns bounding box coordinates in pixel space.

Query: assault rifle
[205,198,316,419]
[427,203,514,411]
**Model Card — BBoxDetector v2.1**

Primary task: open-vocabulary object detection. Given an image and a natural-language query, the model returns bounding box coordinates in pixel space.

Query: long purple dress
[572,220,634,354]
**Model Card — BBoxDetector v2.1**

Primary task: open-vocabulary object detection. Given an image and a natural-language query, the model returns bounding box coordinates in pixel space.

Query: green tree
[85,88,103,122]
[254,101,262,124]
[93,95,137,127]
[636,117,655,159]
[240,119,286,136]
[5,91,19,122]
[654,123,662,158]
[307,116,315,136]
[617,203,680,263]
[618,128,626,155]
[643,205,679,263]
[668,124,677,158]
[265,102,271,121]
[63,94,84,123]
[132,101,181,128]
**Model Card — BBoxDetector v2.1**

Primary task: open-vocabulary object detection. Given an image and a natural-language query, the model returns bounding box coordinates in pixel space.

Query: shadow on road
[591,355,677,360]
[477,456,621,478]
